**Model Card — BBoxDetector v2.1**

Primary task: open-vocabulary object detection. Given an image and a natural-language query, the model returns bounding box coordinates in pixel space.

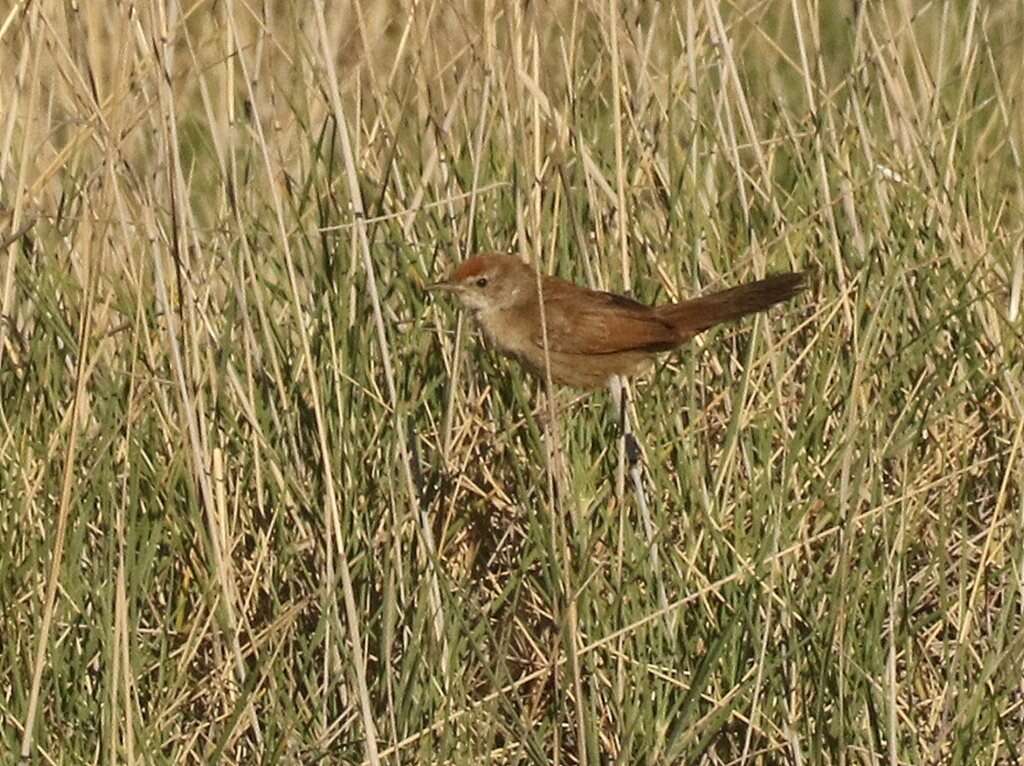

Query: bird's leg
[608,377,642,473]
[608,376,672,628]
[608,376,628,503]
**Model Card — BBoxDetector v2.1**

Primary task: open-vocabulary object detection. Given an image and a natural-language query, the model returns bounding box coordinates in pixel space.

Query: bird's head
[427,253,535,312]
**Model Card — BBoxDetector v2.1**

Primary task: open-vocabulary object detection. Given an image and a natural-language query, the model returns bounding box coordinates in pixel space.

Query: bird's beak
[426,280,458,293]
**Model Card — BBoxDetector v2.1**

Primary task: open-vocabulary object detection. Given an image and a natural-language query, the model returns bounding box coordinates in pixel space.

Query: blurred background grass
[1,0,1022,763]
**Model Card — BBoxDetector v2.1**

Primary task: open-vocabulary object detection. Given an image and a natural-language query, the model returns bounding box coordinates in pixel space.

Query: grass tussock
[1,1,1023,763]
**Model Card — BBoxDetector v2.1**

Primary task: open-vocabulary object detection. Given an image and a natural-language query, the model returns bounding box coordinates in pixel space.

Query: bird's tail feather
[656,272,808,337]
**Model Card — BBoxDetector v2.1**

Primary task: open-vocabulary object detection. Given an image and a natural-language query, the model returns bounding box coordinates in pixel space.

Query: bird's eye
[475,277,489,288]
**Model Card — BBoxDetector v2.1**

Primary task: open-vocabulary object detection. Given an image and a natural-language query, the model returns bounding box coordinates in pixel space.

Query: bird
[428,253,808,390]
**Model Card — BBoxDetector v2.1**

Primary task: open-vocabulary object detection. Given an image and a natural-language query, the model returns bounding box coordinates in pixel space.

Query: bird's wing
[531,279,680,355]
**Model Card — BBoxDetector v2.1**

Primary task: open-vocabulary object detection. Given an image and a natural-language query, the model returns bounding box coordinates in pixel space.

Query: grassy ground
[2,1,1023,763]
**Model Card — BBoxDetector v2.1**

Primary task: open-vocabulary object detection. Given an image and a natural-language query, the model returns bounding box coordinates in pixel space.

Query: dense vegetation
[2,1,1021,762]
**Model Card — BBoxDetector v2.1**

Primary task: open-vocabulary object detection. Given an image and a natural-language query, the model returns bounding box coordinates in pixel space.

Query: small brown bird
[429,253,807,389]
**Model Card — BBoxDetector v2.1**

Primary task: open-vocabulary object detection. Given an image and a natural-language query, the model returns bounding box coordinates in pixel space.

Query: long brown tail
[656,272,808,338]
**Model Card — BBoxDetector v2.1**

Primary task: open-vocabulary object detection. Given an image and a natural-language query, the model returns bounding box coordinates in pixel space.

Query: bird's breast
[473,308,534,357]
